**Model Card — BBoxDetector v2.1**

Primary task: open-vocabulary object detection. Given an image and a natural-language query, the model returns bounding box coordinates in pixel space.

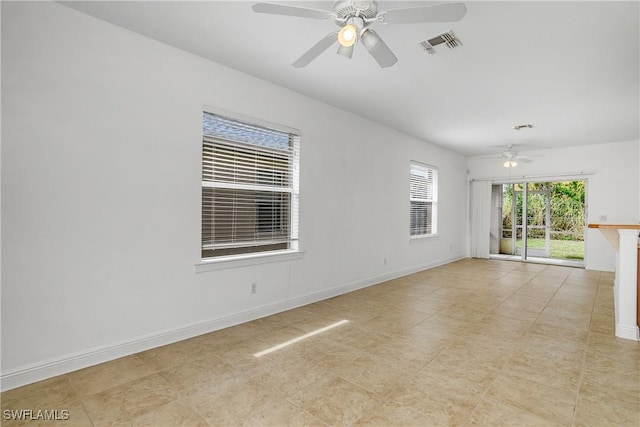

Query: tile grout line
[64,374,96,427]
[458,263,549,426]
[459,263,581,426]
[569,270,603,427]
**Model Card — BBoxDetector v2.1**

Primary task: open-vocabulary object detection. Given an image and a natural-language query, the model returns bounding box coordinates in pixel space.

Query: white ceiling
[60,1,639,156]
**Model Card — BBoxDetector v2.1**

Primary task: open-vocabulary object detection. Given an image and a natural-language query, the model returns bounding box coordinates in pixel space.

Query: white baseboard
[585,262,615,272]
[284,253,466,310]
[615,323,640,341]
[612,274,639,341]
[0,254,466,392]
[0,300,290,392]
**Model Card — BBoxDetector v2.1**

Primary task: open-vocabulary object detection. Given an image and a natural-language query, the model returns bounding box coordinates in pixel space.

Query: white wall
[0,2,467,389]
[467,140,640,271]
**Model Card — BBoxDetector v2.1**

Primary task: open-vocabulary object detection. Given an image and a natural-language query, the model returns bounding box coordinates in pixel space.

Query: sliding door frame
[474,171,591,267]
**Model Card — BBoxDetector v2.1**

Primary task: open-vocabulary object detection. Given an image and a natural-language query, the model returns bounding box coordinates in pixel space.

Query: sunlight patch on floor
[253,319,349,358]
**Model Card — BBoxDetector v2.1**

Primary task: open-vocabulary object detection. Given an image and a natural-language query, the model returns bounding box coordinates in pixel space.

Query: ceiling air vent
[420,31,461,55]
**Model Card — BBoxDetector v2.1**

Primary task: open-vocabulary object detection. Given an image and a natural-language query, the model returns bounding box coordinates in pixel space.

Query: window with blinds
[202,112,300,258]
[410,162,438,237]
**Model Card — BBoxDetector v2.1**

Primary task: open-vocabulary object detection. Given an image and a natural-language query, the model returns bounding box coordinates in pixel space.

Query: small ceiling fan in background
[480,145,534,168]
[252,0,467,68]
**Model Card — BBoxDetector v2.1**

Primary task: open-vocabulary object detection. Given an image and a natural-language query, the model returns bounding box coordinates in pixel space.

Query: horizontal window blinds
[202,112,299,258]
[410,162,437,236]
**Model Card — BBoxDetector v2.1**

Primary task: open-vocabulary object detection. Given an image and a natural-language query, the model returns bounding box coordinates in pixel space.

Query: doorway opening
[490,180,586,267]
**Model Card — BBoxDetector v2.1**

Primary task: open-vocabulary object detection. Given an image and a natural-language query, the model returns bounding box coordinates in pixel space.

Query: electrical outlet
[251,282,257,294]
[383,257,387,265]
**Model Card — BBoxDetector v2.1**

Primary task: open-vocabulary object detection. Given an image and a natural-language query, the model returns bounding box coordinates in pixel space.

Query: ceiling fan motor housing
[333,0,378,20]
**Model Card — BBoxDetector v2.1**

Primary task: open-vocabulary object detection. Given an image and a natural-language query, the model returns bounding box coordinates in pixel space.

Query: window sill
[409,234,439,241]
[194,250,305,273]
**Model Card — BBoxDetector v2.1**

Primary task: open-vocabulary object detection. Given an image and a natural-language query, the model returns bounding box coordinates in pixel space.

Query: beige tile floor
[2,259,639,426]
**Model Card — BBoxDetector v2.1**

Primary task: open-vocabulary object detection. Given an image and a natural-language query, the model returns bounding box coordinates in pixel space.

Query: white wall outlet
[251,282,257,294]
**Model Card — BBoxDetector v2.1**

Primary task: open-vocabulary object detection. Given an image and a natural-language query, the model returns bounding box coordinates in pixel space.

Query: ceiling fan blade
[292,32,338,68]
[382,3,467,25]
[360,29,397,68]
[515,157,533,163]
[475,155,503,160]
[252,2,332,20]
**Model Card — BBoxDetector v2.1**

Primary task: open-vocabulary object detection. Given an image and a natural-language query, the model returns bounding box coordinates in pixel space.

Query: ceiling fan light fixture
[337,44,354,58]
[503,160,518,168]
[360,28,380,50]
[338,23,357,47]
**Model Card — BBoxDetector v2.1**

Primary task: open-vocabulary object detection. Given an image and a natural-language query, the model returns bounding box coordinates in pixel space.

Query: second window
[410,161,438,237]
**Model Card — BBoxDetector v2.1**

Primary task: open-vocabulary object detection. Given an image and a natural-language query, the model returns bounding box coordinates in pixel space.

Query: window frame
[409,161,438,238]
[198,107,301,267]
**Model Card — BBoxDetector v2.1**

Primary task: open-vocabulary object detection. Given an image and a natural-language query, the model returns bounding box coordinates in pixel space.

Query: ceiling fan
[481,145,533,168]
[252,1,467,68]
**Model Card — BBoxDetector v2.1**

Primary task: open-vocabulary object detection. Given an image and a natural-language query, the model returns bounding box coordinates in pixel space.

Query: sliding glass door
[517,184,551,258]
[495,180,585,265]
